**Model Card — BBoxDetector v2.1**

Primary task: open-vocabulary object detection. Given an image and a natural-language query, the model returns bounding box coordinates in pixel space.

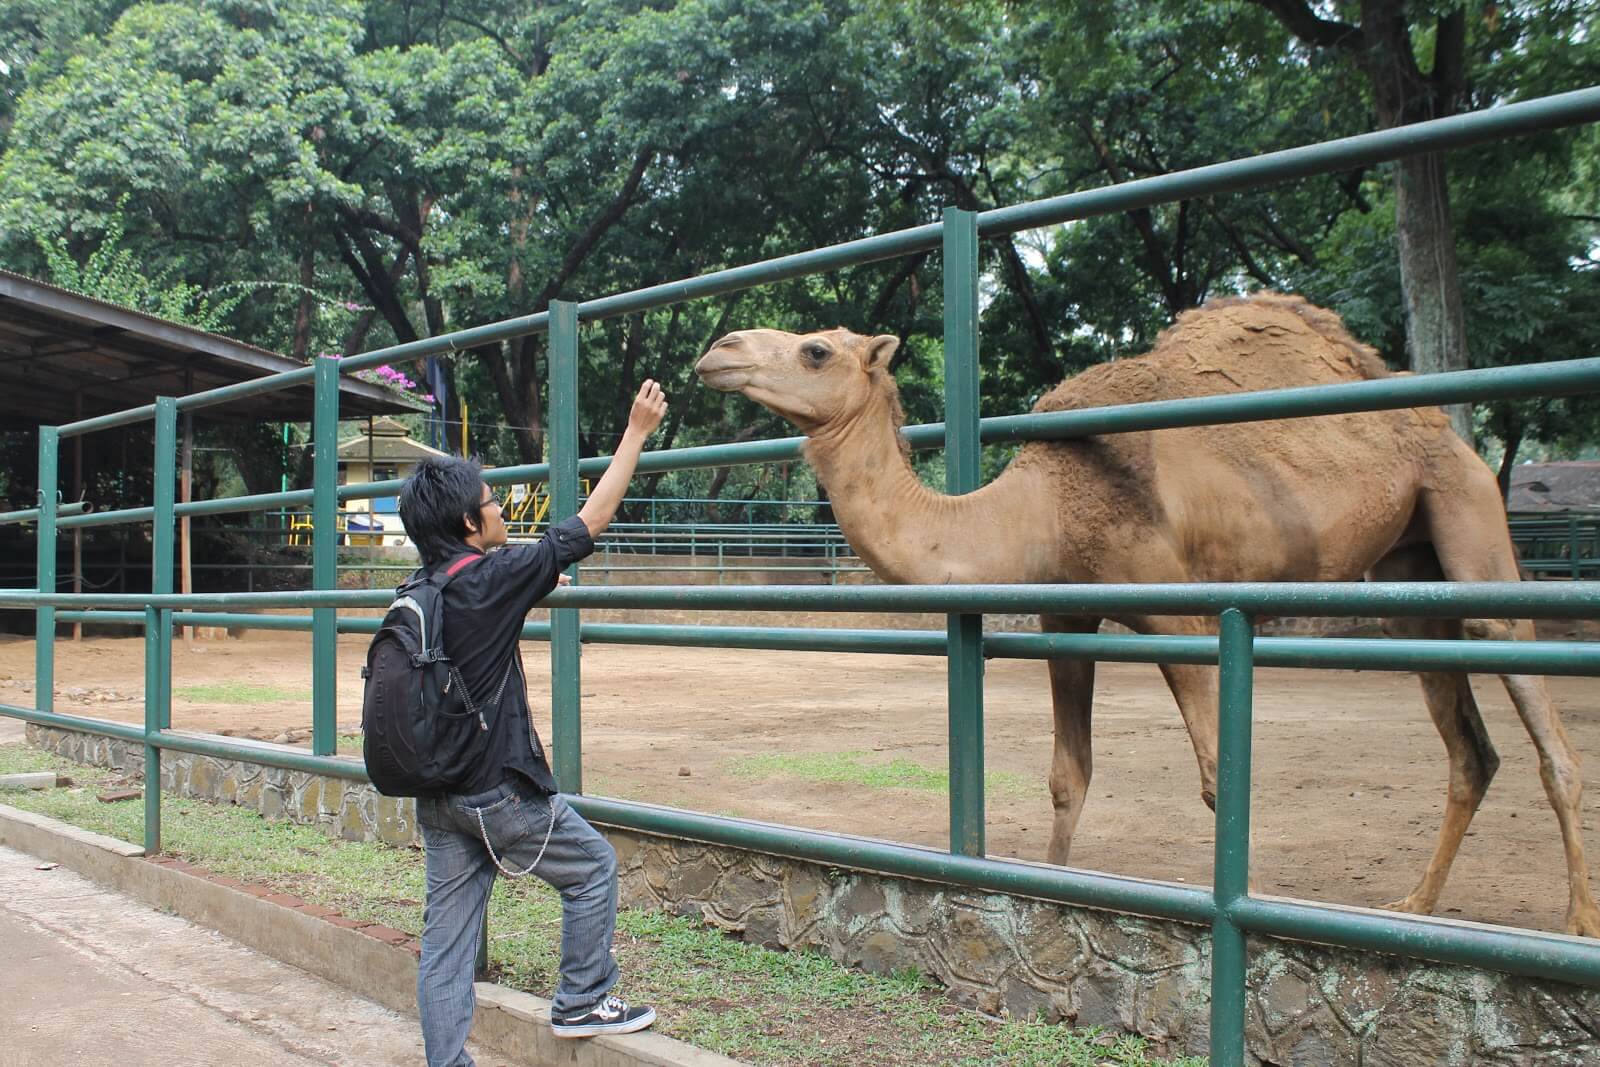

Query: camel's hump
[1032,293,1391,414]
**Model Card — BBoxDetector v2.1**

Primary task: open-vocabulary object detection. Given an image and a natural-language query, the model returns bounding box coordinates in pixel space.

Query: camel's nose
[696,335,754,388]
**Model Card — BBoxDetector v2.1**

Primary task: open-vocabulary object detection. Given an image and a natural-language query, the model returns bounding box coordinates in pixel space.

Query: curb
[0,803,745,1067]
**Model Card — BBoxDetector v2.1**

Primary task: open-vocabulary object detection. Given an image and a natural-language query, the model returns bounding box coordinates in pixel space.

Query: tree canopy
[2,0,1596,505]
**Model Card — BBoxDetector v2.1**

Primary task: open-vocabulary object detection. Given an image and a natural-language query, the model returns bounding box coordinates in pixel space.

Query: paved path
[0,842,500,1067]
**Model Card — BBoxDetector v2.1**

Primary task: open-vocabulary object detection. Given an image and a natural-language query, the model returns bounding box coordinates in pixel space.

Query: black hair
[397,455,485,567]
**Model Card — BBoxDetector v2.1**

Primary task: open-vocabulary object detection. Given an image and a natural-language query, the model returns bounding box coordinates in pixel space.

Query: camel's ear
[863,334,899,372]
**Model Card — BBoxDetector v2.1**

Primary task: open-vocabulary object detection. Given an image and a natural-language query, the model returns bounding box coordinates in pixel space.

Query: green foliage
[34,196,244,331]
[0,0,1594,488]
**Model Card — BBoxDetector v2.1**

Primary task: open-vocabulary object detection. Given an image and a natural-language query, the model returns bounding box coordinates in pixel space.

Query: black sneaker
[550,994,656,1038]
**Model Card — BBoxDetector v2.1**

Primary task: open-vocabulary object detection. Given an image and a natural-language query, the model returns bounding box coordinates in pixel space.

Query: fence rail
[8,86,1600,1066]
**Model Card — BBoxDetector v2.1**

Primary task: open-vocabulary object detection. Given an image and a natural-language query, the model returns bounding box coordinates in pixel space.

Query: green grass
[175,682,310,703]
[0,743,1202,1067]
[728,749,1035,797]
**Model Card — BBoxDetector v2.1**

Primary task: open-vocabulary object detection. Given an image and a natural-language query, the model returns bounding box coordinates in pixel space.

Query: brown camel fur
[695,292,1600,937]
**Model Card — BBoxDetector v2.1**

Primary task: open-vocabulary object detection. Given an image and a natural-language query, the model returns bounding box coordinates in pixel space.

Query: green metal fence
[5,86,1600,1065]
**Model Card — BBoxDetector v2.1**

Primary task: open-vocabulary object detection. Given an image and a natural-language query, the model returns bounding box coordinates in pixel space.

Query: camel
[695,292,1600,937]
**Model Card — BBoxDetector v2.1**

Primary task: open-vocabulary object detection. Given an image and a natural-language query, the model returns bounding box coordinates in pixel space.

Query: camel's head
[695,328,900,433]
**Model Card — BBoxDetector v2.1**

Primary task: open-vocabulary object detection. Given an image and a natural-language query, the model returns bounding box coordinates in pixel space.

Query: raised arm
[576,379,668,538]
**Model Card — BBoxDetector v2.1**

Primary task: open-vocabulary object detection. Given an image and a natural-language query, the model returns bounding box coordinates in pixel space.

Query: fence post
[143,604,163,854]
[1211,607,1255,1066]
[549,301,583,794]
[1570,513,1580,581]
[311,357,340,755]
[153,399,178,728]
[35,427,58,717]
[943,206,985,857]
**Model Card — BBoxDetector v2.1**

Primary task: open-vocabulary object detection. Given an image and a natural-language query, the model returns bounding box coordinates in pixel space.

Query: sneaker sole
[551,1006,657,1039]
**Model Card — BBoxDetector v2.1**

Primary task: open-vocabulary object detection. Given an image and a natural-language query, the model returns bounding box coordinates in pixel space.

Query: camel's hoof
[1380,896,1431,916]
[1565,907,1600,939]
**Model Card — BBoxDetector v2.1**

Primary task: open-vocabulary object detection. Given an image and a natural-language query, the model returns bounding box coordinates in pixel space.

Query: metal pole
[153,399,177,729]
[549,302,582,793]
[311,357,340,755]
[35,426,59,716]
[143,604,162,854]
[943,207,985,858]
[73,392,83,642]
[1211,608,1255,1066]
[181,407,194,644]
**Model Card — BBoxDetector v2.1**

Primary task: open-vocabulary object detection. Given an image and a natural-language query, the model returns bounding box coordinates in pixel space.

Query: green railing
[6,86,1600,1066]
[1509,510,1600,579]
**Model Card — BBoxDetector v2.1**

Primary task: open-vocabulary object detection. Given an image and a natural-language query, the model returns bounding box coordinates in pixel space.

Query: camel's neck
[804,393,1062,584]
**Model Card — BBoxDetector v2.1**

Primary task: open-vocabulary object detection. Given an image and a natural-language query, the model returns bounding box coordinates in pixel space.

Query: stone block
[707,864,778,925]
[783,865,832,936]
[1075,962,1138,1032]
[669,852,723,899]
[1013,902,1089,982]
[0,772,57,791]
[934,902,1017,988]
[1360,982,1474,1066]
[375,796,415,848]
[297,777,322,822]
[339,795,367,842]
[259,784,286,820]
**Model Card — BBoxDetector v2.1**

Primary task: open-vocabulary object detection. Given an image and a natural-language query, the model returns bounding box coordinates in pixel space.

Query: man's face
[467,482,508,549]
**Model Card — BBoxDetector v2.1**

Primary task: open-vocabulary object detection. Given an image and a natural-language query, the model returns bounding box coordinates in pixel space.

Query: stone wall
[27,723,1599,1065]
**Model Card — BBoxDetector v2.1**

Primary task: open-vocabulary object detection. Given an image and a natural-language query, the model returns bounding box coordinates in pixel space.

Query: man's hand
[577,380,668,539]
[628,379,668,438]
[556,573,573,587]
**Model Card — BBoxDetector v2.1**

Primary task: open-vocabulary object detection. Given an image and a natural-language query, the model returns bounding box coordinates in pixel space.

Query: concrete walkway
[0,842,499,1067]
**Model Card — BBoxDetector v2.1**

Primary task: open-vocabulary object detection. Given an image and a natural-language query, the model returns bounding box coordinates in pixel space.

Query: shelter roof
[0,269,424,428]
[338,417,448,464]
[1507,461,1600,511]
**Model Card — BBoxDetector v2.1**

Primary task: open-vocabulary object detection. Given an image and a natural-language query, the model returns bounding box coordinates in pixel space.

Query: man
[396,380,668,1066]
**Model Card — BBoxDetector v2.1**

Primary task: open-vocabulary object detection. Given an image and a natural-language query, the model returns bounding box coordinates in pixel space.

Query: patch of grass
[728,749,1035,797]
[175,682,310,703]
[0,743,1201,1067]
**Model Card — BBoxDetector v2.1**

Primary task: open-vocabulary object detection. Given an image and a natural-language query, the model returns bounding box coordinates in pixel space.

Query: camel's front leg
[1043,615,1098,866]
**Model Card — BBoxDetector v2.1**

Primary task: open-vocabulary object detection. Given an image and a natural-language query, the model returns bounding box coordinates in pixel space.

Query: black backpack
[361,555,500,796]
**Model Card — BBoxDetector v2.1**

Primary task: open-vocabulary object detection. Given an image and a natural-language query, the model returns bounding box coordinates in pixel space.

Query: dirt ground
[3,626,1598,936]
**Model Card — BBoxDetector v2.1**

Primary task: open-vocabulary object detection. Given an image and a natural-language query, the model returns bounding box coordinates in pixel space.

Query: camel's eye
[802,341,831,366]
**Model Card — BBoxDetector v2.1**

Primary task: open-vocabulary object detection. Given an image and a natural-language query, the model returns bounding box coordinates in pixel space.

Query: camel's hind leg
[1419,461,1600,936]
[1043,614,1099,866]
[1372,544,1501,917]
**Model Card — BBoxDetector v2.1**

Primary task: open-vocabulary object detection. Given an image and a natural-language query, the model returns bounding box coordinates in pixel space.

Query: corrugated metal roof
[1508,461,1600,511]
[0,269,426,426]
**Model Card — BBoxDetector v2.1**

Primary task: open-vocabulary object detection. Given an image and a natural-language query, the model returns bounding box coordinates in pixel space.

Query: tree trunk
[291,210,315,360]
[1361,1,1472,439]
[1254,1,1473,439]
[1391,151,1472,439]
[1496,420,1524,502]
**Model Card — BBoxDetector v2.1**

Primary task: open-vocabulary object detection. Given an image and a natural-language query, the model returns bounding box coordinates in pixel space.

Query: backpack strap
[444,553,482,578]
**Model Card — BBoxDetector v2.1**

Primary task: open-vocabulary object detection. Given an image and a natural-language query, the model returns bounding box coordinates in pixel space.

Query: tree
[1251,1,1481,438]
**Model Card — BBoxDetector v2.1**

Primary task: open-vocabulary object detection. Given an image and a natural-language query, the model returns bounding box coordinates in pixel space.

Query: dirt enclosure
[3,622,1598,936]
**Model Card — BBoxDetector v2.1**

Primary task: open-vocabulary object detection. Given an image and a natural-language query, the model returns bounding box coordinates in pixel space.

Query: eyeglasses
[479,490,504,511]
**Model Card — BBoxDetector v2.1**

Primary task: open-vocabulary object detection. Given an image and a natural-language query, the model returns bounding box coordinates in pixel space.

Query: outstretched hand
[628,379,668,437]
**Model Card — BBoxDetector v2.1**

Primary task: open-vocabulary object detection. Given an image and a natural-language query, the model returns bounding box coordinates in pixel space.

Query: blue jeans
[415,780,621,1067]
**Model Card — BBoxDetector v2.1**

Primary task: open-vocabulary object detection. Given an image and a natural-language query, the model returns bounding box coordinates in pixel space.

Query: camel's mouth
[694,353,753,392]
